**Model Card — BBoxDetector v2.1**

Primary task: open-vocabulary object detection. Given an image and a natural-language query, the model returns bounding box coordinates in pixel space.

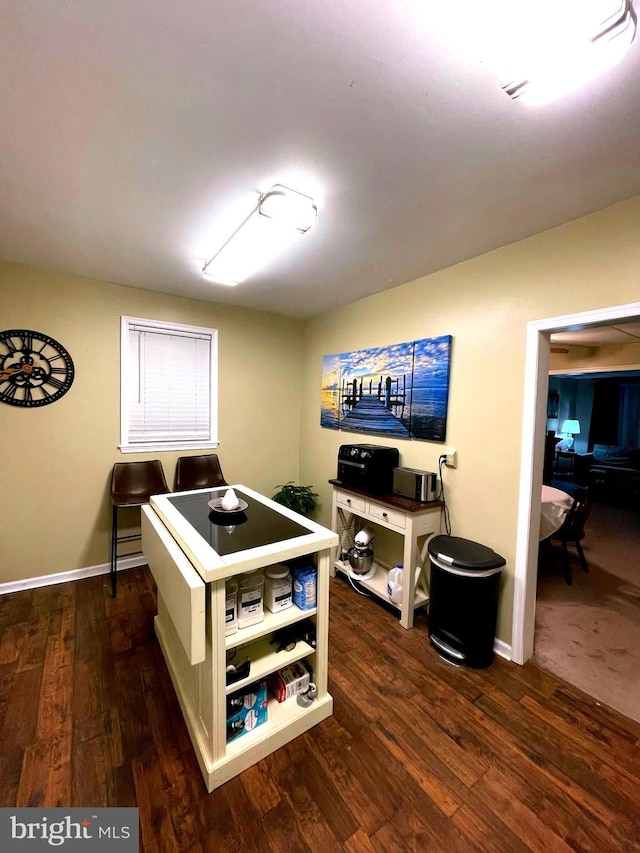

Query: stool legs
[111,505,119,598]
[110,504,147,598]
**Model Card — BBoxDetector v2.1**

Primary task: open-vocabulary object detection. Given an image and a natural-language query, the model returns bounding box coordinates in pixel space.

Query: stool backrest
[175,454,228,491]
[111,460,169,505]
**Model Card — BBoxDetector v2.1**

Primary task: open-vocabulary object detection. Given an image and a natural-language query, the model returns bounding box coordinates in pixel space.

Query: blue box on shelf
[226,680,269,743]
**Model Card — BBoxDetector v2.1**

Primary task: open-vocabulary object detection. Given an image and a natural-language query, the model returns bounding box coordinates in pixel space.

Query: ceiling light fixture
[202,184,317,286]
[500,0,637,104]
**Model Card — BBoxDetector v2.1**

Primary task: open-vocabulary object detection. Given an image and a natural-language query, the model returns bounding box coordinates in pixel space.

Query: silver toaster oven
[392,467,438,502]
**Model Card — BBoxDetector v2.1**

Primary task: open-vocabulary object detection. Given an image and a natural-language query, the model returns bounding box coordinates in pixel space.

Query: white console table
[329,480,441,629]
[141,484,338,792]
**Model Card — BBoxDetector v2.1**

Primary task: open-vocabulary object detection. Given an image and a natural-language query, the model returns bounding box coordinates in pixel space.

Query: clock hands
[0,361,47,384]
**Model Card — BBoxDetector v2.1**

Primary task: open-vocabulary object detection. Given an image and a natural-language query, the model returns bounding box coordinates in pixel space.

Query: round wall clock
[0,329,75,408]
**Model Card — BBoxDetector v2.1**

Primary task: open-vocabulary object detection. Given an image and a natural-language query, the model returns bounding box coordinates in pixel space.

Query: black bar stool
[110,460,169,597]
[174,454,227,491]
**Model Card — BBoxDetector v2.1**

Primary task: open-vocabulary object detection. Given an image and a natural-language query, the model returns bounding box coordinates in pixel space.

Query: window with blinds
[120,317,218,452]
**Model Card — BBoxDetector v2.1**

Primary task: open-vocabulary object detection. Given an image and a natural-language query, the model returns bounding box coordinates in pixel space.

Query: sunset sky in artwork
[322,336,450,390]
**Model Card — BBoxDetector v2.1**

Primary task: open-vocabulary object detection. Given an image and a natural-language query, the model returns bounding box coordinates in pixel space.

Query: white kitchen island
[141,483,338,792]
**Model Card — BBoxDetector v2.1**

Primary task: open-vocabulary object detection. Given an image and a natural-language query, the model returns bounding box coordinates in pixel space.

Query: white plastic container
[387,564,404,604]
[225,580,238,636]
[237,570,265,629]
[265,565,292,613]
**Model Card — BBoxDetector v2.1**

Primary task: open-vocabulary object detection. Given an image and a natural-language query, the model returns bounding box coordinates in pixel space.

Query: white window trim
[119,316,219,454]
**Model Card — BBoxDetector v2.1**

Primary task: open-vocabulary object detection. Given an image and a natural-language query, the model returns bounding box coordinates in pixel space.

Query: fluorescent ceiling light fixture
[202,185,317,286]
[497,0,637,104]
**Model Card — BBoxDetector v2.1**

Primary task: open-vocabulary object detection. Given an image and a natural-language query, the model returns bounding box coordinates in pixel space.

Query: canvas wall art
[321,335,452,441]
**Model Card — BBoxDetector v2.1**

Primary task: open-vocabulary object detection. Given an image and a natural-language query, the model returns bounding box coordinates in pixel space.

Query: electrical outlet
[444,448,457,468]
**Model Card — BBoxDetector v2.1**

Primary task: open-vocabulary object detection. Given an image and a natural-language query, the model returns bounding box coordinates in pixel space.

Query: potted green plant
[272,481,319,516]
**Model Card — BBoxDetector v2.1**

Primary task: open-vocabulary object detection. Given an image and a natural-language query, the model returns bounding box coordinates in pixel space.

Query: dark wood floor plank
[371,716,467,817]
[472,685,640,847]
[0,622,24,665]
[36,633,73,740]
[0,660,17,733]
[371,801,476,853]
[132,747,181,853]
[521,691,640,778]
[238,761,282,818]
[415,676,631,842]
[450,802,532,853]
[72,735,111,808]
[475,684,640,816]
[0,590,19,630]
[73,577,112,734]
[342,828,379,853]
[104,571,147,654]
[553,685,640,745]
[257,800,313,853]
[17,732,72,809]
[262,739,343,852]
[304,708,387,838]
[0,567,639,852]
[0,747,23,807]
[1,665,43,749]
[472,766,577,853]
[192,772,264,852]
[374,689,490,788]
[15,739,50,808]
[16,609,50,673]
[106,762,137,808]
[108,648,151,760]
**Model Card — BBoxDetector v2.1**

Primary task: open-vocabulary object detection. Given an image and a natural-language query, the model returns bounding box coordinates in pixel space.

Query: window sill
[119,441,220,454]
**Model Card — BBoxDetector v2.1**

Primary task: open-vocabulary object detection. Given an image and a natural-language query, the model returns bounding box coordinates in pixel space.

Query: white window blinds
[120,317,218,452]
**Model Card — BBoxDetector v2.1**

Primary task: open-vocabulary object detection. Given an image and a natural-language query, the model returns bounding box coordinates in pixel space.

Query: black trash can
[427,535,505,669]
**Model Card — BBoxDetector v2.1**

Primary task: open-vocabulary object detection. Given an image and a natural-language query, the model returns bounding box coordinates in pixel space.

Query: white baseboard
[0,556,147,596]
[494,637,512,661]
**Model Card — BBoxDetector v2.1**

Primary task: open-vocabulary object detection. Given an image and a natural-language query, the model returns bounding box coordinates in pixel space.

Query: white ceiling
[551,321,640,348]
[2,1,640,319]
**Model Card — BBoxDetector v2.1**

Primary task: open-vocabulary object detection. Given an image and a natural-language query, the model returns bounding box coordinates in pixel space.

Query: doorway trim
[512,300,640,665]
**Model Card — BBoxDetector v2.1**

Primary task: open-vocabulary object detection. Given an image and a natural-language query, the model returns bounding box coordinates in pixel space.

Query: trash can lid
[428,535,506,571]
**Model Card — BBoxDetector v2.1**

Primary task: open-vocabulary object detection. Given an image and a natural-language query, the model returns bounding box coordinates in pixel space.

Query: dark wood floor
[1,567,639,852]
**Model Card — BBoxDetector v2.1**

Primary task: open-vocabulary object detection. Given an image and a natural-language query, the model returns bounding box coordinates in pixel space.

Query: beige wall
[0,262,304,583]
[550,342,640,372]
[300,195,640,646]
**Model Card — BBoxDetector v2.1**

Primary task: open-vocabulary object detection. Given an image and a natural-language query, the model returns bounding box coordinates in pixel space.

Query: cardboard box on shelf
[269,661,312,703]
[226,680,269,742]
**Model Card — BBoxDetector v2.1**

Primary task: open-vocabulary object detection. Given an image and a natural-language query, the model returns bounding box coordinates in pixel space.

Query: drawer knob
[382,512,387,517]
[346,498,351,504]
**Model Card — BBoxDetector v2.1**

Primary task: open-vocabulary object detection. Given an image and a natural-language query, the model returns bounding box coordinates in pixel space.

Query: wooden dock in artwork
[339,394,410,435]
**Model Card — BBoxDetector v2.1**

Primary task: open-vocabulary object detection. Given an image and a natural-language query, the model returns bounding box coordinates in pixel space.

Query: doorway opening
[539,361,640,722]
[512,301,640,665]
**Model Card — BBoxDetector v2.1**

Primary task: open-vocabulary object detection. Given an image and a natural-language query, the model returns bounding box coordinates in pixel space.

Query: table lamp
[561,419,581,450]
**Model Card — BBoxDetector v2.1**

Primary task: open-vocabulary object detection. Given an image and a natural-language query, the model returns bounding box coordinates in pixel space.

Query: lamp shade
[561,419,581,435]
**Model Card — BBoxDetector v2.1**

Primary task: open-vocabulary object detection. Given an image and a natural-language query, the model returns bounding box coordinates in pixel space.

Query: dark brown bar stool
[110,460,169,597]
[174,454,228,491]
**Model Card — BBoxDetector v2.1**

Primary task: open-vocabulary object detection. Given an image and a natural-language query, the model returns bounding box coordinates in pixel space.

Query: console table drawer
[335,490,367,513]
[368,502,406,530]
